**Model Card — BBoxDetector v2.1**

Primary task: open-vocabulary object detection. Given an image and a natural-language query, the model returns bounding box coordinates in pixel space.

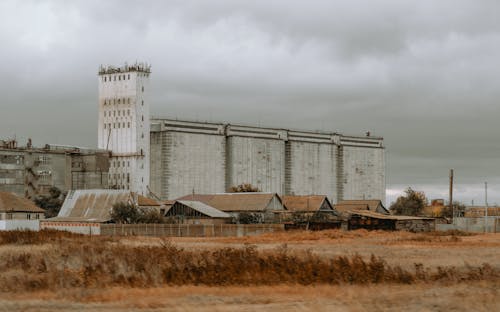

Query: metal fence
[100,223,285,237]
[436,217,500,233]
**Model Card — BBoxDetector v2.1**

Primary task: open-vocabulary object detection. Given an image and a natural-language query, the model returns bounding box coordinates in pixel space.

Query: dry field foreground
[0,229,499,311]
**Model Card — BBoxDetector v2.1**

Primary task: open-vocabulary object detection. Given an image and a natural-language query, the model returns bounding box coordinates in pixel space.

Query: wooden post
[449,169,454,220]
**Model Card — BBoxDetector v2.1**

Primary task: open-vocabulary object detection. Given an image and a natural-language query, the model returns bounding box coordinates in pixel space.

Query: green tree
[110,202,165,224]
[229,183,260,193]
[34,187,65,218]
[110,202,141,224]
[390,187,428,216]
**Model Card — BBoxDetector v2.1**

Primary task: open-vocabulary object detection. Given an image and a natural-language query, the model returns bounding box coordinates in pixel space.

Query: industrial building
[98,63,386,204]
[0,139,110,199]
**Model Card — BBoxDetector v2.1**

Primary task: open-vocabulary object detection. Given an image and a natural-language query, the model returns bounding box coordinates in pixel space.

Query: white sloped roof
[176,200,231,218]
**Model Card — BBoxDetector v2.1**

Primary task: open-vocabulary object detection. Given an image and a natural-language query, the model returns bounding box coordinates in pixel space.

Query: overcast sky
[1,0,499,205]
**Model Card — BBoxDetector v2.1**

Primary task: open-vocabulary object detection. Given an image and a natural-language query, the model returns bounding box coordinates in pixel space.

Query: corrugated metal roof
[0,192,45,213]
[56,189,131,222]
[176,193,282,212]
[281,195,332,212]
[176,200,231,218]
[348,210,434,220]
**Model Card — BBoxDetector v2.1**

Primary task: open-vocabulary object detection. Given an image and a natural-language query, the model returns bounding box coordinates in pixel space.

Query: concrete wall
[286,141,336,202]
[226,136,285,194]
[341,145,385,202]
[150,119,385,202]
[163,132,226,200]
[0,220,40,231]
[41,221,101,235]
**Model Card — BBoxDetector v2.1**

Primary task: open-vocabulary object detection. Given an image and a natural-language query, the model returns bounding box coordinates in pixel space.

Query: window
[118,110,120,116]
[141,133,144,138]
[108,123,111,129]
[104,124,106,129]
[122,122,125,128]
[127,109,130,115]
[128,98,130,104]
[104,77,107,82]
[104,99,106,105]
[114,75,116,81]
[141,115,144,121]
[142,100,144,106]
[128,74,130,80]
[119,75,121,81]
[118,99,121,104]
[127,161,130,167]
[113,111,116,117]
[128,122,130,128]
[142,86,144,92]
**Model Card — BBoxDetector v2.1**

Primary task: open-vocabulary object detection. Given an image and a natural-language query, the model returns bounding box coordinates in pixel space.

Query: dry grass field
[0,229,499,311]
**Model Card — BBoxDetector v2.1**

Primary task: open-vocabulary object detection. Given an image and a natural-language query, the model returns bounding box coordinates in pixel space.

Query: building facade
[97,63,151,194]
[150,119,385,202]
[99,63,385,203]
[0,140,109,199]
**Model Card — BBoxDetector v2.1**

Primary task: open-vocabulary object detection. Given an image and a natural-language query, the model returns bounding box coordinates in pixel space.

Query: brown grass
[0,230,498,293]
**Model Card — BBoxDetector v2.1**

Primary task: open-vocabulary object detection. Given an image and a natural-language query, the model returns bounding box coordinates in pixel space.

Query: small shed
[176,193,286,223]
[0,191,45,231]
[346,210,435,232]
[335,200,389,215]
[280,195,337,223]
[165,200,231,224]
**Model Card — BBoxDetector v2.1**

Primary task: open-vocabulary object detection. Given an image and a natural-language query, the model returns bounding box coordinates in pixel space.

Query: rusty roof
[0,192,45,213]
[335,200,387,213]
[53,190,132,222]
[176,193,283,212]
[137,195,161,206]
[281,195,332,212]
[347,210,434,220]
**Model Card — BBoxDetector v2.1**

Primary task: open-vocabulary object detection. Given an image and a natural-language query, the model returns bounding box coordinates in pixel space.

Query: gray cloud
[1,0,500,205]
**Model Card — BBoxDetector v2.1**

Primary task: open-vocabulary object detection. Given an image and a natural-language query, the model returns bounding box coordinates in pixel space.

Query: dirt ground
[1,230,499,311]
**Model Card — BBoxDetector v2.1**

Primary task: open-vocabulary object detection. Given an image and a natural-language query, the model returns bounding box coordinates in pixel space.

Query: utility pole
[449,169,454,222]
[485,182,488,233]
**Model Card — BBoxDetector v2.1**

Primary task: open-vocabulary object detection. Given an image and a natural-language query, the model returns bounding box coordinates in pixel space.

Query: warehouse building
[99,63,386,204]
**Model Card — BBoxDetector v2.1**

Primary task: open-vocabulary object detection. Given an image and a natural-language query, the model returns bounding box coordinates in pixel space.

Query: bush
[110,202,165,224]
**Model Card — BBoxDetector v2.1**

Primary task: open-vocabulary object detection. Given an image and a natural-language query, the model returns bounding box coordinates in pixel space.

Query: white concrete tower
[97,63,151,195]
